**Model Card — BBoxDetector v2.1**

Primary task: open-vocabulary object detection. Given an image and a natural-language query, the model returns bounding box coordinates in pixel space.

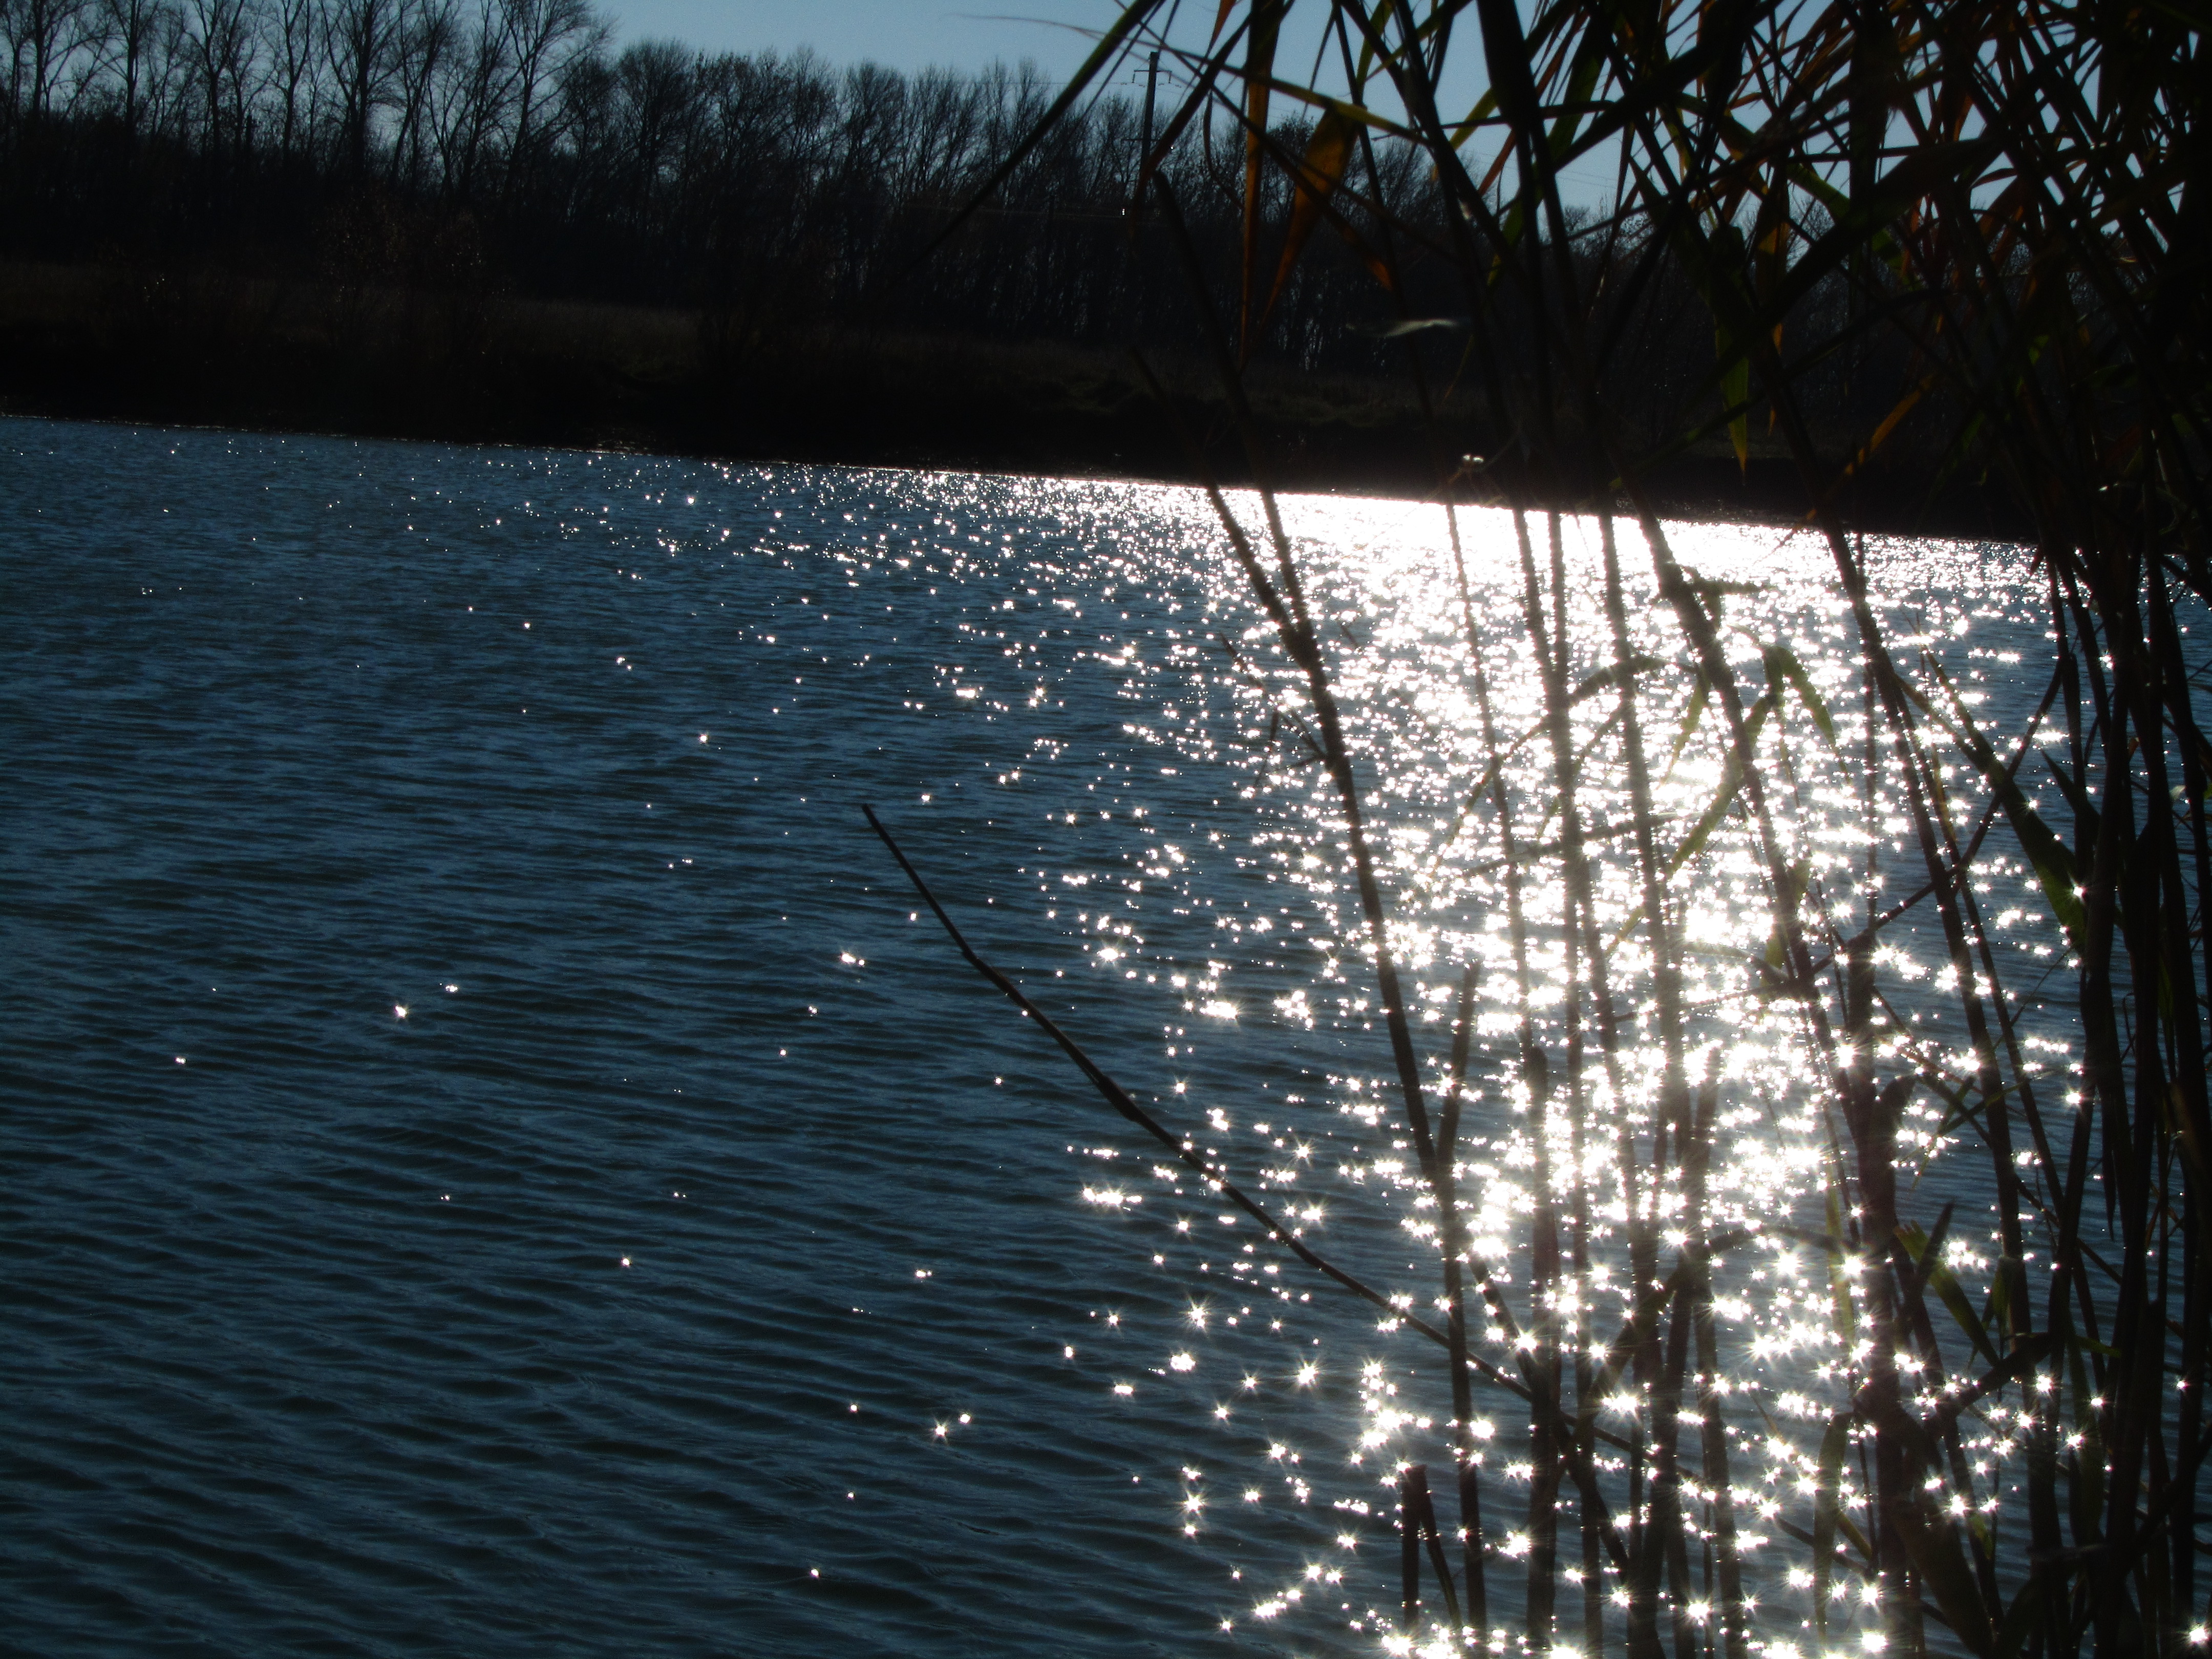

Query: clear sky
[593,3,1424,105]
[593,2,1612,202]
[600,1,1121,79]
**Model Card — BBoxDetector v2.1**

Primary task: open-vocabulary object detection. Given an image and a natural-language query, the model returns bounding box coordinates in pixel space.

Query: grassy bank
[0,257,2023,538]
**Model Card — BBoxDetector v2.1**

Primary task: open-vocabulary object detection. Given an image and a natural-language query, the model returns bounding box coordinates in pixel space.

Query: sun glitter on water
[970,479,2069,1651]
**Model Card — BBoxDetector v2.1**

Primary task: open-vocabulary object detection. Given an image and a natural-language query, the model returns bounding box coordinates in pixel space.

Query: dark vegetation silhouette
[0,0,2012,523]
[0,0,1445,474]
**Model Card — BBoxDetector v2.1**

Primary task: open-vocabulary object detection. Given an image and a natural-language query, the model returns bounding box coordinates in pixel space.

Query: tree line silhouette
[0,0,1452,370]
[0,0,1996,530]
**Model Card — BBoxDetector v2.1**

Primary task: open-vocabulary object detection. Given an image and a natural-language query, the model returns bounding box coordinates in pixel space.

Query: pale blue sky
[597,3,1407,105]
[595,2,1614,202]
[602,1,1119,78]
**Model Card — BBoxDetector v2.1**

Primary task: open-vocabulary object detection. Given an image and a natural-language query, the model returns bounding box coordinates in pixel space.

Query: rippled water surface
[3,418,2054,1657]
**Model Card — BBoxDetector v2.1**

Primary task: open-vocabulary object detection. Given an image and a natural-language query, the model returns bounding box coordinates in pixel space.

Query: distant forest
[0,0,1473,370]
[0,0,1980,523]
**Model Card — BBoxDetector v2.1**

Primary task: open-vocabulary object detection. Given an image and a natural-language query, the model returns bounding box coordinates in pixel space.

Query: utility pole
[1131,48,1163,344]
[1141,48,1160,162]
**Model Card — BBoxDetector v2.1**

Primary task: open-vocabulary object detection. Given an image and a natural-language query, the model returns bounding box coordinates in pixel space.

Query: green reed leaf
[1813,1411,1851,1642]
[1823,1142,1857,1349]
[1892,1497,1996,1657]
[1667,689,1776,877]
[1899,1220,2003,1370]
[1544,33,1607,164]
[1570,651,1665,707]
[1721,325,1752,472]
[2039,754,2105,884]
[1910,669,2086,947]
[1763,643,1838,746]
[1663,665,1712,781]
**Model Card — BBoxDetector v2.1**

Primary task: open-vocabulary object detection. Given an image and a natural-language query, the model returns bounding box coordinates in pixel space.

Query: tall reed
[881,3,2209,1653]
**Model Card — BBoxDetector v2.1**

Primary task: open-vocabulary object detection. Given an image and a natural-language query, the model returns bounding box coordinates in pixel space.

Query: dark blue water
[2,420,1402,1657]
[8,416,2101,1659]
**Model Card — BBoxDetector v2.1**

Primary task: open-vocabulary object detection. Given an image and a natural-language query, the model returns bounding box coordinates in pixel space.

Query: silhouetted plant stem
[885,7,2212,1651]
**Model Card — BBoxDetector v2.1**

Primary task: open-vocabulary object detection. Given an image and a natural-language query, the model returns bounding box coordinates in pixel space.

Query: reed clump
[875,3,2208,1655]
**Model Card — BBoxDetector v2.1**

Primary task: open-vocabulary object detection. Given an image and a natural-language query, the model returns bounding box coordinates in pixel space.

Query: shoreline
[0,258,2029,543]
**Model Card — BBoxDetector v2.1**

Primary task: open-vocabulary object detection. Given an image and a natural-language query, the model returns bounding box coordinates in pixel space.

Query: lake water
[2,417,2063,1656]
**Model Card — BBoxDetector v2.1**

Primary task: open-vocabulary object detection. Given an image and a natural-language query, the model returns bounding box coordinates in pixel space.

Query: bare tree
[91,0,177,139]
[424,0,503,197]
[495,0,594,196]
[609,36,687,227]
[4,0,95,132]
[266,0,314,161]
[388,0,451,189]
[321,0,396,174]
[180,0,253,157]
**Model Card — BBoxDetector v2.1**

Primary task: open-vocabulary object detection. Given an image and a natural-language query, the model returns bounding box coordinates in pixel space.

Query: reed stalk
[882,3,2208,1653]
